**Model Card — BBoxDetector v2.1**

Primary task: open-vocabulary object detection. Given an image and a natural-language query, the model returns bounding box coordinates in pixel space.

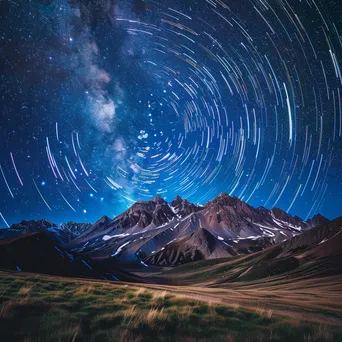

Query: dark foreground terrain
[0,201,341,341]
[0,271,341,342]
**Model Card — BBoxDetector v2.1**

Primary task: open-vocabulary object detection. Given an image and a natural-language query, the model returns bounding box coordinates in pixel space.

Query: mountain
[157,217,342,286]
[144,228,237,266]
[0,219,92,244]
[64,193,328,267]
[170,195,202,217]
[144,229,274,266]
[9,218,56,232]
[306,213,330,227]
[59,222,92,239]
[263,216,342,261]
[0,232,142,282]
[231,216,342,282]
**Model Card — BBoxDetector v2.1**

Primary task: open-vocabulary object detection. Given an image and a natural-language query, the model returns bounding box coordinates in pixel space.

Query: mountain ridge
[0,193,332,268]
[57,194,331,266]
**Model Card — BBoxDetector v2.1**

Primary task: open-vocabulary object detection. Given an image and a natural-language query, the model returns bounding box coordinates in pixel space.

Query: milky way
[0,0,341,225]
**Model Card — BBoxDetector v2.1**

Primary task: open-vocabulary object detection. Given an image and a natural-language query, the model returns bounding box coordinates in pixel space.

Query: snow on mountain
[64,193,328,266]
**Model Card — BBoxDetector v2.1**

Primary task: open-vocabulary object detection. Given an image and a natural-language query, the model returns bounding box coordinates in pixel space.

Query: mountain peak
[96,215,111,223]
[204,192,239,208]
[312,213,329,221]
[213,192,235,202]
[218,192,230,199]
[270,208,305,226]
[152,195,167,204]
[307,213,330,227]
[10,219,56,231]
[172,195,183,203]
[110,195,173,230]
[89,215,112,231]
[170,196,201,217]
[271,207,287,218]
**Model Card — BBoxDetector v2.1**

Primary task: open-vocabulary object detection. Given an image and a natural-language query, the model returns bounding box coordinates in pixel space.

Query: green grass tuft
[0,273,341,342]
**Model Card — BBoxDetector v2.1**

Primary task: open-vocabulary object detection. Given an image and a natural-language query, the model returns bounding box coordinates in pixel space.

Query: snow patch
[170,205,179,214]
[111,241,131,257]
[255,222,279,231]
[263,229,275,237]
[103,233,130,241]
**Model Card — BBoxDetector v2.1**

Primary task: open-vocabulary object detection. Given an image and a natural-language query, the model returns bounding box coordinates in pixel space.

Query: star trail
[0,0,341,225]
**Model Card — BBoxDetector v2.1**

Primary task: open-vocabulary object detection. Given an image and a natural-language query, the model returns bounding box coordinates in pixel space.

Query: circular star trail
[0,0,341,225]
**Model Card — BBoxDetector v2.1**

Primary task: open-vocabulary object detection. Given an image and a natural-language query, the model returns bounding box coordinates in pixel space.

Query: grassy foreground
[0,273,341,342]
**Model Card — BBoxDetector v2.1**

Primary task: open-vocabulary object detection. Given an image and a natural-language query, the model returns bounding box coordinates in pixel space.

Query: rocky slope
[153,217,342,287]
[64,193,328,267]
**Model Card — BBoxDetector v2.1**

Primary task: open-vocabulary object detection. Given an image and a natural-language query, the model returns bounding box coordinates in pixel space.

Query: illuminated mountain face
[63,194,327,266]
[0,0,341,227]
[0,193,331,268]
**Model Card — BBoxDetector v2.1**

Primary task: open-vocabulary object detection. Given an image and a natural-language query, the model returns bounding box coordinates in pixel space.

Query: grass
[0,273,341,341]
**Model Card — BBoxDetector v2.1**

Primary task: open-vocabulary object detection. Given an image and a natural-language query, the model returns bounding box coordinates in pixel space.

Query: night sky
[0,0,341,226]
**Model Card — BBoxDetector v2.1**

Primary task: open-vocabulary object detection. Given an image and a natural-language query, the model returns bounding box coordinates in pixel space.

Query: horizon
[1,191,338,228]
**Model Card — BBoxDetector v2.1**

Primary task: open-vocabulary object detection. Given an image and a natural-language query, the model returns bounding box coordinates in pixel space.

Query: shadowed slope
[64,193,326,266]
[0,232,142,282]
[156,217,342,286]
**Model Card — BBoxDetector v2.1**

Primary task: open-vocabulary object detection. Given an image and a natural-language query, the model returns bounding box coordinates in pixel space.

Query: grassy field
[138,255,342,330]
[1,272,342,341]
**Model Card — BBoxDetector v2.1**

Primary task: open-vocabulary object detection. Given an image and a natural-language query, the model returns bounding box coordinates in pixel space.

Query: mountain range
[63,193,330,266]
[0,192,335,274]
